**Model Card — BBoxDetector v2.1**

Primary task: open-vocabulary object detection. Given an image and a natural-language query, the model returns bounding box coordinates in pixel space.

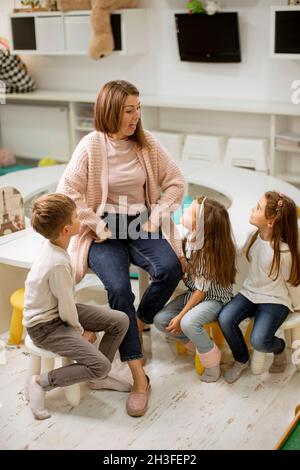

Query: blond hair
[94,80,149,148]
[31,193,76,241]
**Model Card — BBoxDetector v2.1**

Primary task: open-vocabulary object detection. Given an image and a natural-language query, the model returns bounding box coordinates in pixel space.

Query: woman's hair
[94,80,148,148]
[184,196,236,287]
[31,193,76,241]
[246,191,300,286]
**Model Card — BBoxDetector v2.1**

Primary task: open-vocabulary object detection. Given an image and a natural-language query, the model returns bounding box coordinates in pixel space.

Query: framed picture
[0,186,25,236]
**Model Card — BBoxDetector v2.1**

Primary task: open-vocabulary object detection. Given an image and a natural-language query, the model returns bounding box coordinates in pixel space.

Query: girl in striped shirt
[154,196,236,382]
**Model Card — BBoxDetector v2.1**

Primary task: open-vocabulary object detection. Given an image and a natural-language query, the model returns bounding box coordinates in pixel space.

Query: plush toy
[0,149,16,167]
[205,1,221,15]
[57,0,139,59]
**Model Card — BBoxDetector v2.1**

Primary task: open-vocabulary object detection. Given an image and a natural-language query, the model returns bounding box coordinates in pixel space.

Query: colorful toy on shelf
[38,157,57,167]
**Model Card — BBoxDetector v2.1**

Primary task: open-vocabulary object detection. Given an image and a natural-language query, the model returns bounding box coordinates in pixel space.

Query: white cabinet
[64,15,92,53]
[270,114,300,184]
[10,9,147,56]
[0,103,71,162]
[35,16,65,52]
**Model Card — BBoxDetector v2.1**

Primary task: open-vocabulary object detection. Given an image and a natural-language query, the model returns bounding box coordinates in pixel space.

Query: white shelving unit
[9,9,147,56]
[2,91,300,185]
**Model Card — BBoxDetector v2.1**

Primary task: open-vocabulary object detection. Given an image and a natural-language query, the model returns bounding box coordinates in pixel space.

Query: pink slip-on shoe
[126,375,151,417]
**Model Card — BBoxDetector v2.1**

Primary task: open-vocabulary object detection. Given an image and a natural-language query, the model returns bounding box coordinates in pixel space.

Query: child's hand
[83,330,97,343]
[166,316,182,335]
[179,256,189,275]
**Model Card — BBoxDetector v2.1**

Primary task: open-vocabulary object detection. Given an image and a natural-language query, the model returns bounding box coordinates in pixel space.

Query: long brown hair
[94,80,148,148]
[184,196,236,287]
[246,191,300,286]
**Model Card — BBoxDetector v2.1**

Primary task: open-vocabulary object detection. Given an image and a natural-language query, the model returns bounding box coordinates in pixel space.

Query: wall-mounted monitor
[175,12,241,63]
[271,6,300,59]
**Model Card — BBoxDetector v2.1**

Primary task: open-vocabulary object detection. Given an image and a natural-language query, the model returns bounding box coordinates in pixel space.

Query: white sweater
[240,234,295,310]
[23,240,83,334]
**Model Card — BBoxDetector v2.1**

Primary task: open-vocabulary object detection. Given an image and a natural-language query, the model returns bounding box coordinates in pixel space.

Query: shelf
[75,126,93,132]
[277,172,300,184]
[275,146,300,154]
[10,9,147,56]
[5,91,300,116]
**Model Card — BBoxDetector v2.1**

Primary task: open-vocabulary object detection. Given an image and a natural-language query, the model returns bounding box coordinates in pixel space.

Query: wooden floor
[1,323,300,450]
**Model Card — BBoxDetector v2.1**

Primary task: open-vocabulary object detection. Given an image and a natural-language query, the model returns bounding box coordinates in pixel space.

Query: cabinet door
[35,16,65,51]
[0,104,71,162]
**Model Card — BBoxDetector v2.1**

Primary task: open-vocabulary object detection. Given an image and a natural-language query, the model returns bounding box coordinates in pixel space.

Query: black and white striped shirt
[183,240,233,305]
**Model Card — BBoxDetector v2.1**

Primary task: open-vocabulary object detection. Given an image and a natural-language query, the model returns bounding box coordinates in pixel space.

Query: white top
[105,137,146,215]
[240,234,294,310]
[23,240,83,334]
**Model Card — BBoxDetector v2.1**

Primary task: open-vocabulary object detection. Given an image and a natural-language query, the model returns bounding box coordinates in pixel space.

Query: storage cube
[64,15,92,52]
[182,134,226,163]
[35,16,65,51]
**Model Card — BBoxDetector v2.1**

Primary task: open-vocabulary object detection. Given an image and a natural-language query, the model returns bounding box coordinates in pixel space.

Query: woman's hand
[142,220,160,233]
[92,227,112,243]
[166,315,182,335]
[83,330,97,343]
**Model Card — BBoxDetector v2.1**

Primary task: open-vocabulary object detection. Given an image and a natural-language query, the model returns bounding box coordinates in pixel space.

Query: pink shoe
[126,375,151,417]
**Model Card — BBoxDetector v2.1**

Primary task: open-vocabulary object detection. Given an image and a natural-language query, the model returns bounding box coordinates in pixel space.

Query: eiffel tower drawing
[0,188,19,236]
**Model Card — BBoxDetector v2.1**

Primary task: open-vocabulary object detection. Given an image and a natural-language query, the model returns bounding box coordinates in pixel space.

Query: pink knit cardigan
[57,130,185,283]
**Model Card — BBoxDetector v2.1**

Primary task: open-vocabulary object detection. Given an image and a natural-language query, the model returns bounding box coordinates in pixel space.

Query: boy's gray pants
[27,303,129,390]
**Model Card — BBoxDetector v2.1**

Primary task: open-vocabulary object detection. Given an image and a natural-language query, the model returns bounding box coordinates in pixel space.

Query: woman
[57,80,184,417]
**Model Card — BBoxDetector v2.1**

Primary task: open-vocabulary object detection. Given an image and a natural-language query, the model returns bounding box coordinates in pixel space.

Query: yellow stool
[8,288,24,345]
[176,321,224,375]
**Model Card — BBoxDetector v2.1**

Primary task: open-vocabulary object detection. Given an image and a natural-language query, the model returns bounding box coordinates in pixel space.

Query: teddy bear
[56,0,139,59]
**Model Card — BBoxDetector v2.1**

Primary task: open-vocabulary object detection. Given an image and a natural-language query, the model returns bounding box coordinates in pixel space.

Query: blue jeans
[218,293,290,363]
[154,293,223,353]
[88,217,182,362]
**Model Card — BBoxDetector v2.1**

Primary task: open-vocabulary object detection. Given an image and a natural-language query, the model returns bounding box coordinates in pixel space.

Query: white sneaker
[89,375,132,392]
[28,376,51,420]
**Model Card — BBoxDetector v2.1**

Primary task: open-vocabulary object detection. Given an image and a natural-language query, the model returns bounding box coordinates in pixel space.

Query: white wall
[1,0,300,102]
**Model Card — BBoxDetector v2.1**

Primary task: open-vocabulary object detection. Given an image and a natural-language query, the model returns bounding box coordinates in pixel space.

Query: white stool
[182,134,226,163]
[24,335,81,407]
[224,137,269,172]
[251,311,300,374]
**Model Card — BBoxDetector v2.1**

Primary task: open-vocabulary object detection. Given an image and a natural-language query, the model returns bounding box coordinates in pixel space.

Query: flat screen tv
[274,10,300,54]
[175,12,241,63]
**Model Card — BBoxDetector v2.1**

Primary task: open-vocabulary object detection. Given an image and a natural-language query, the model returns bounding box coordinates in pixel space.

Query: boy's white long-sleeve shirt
[23,240,84,334]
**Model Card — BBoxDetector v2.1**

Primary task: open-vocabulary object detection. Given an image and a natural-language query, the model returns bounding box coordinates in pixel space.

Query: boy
[23,193,130,420]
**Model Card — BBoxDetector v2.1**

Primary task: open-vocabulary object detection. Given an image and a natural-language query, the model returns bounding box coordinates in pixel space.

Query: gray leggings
[154,294,223,353]
[27,303,129,389]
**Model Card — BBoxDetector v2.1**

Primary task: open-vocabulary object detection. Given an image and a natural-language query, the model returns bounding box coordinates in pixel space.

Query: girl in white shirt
[219,191,300,383]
